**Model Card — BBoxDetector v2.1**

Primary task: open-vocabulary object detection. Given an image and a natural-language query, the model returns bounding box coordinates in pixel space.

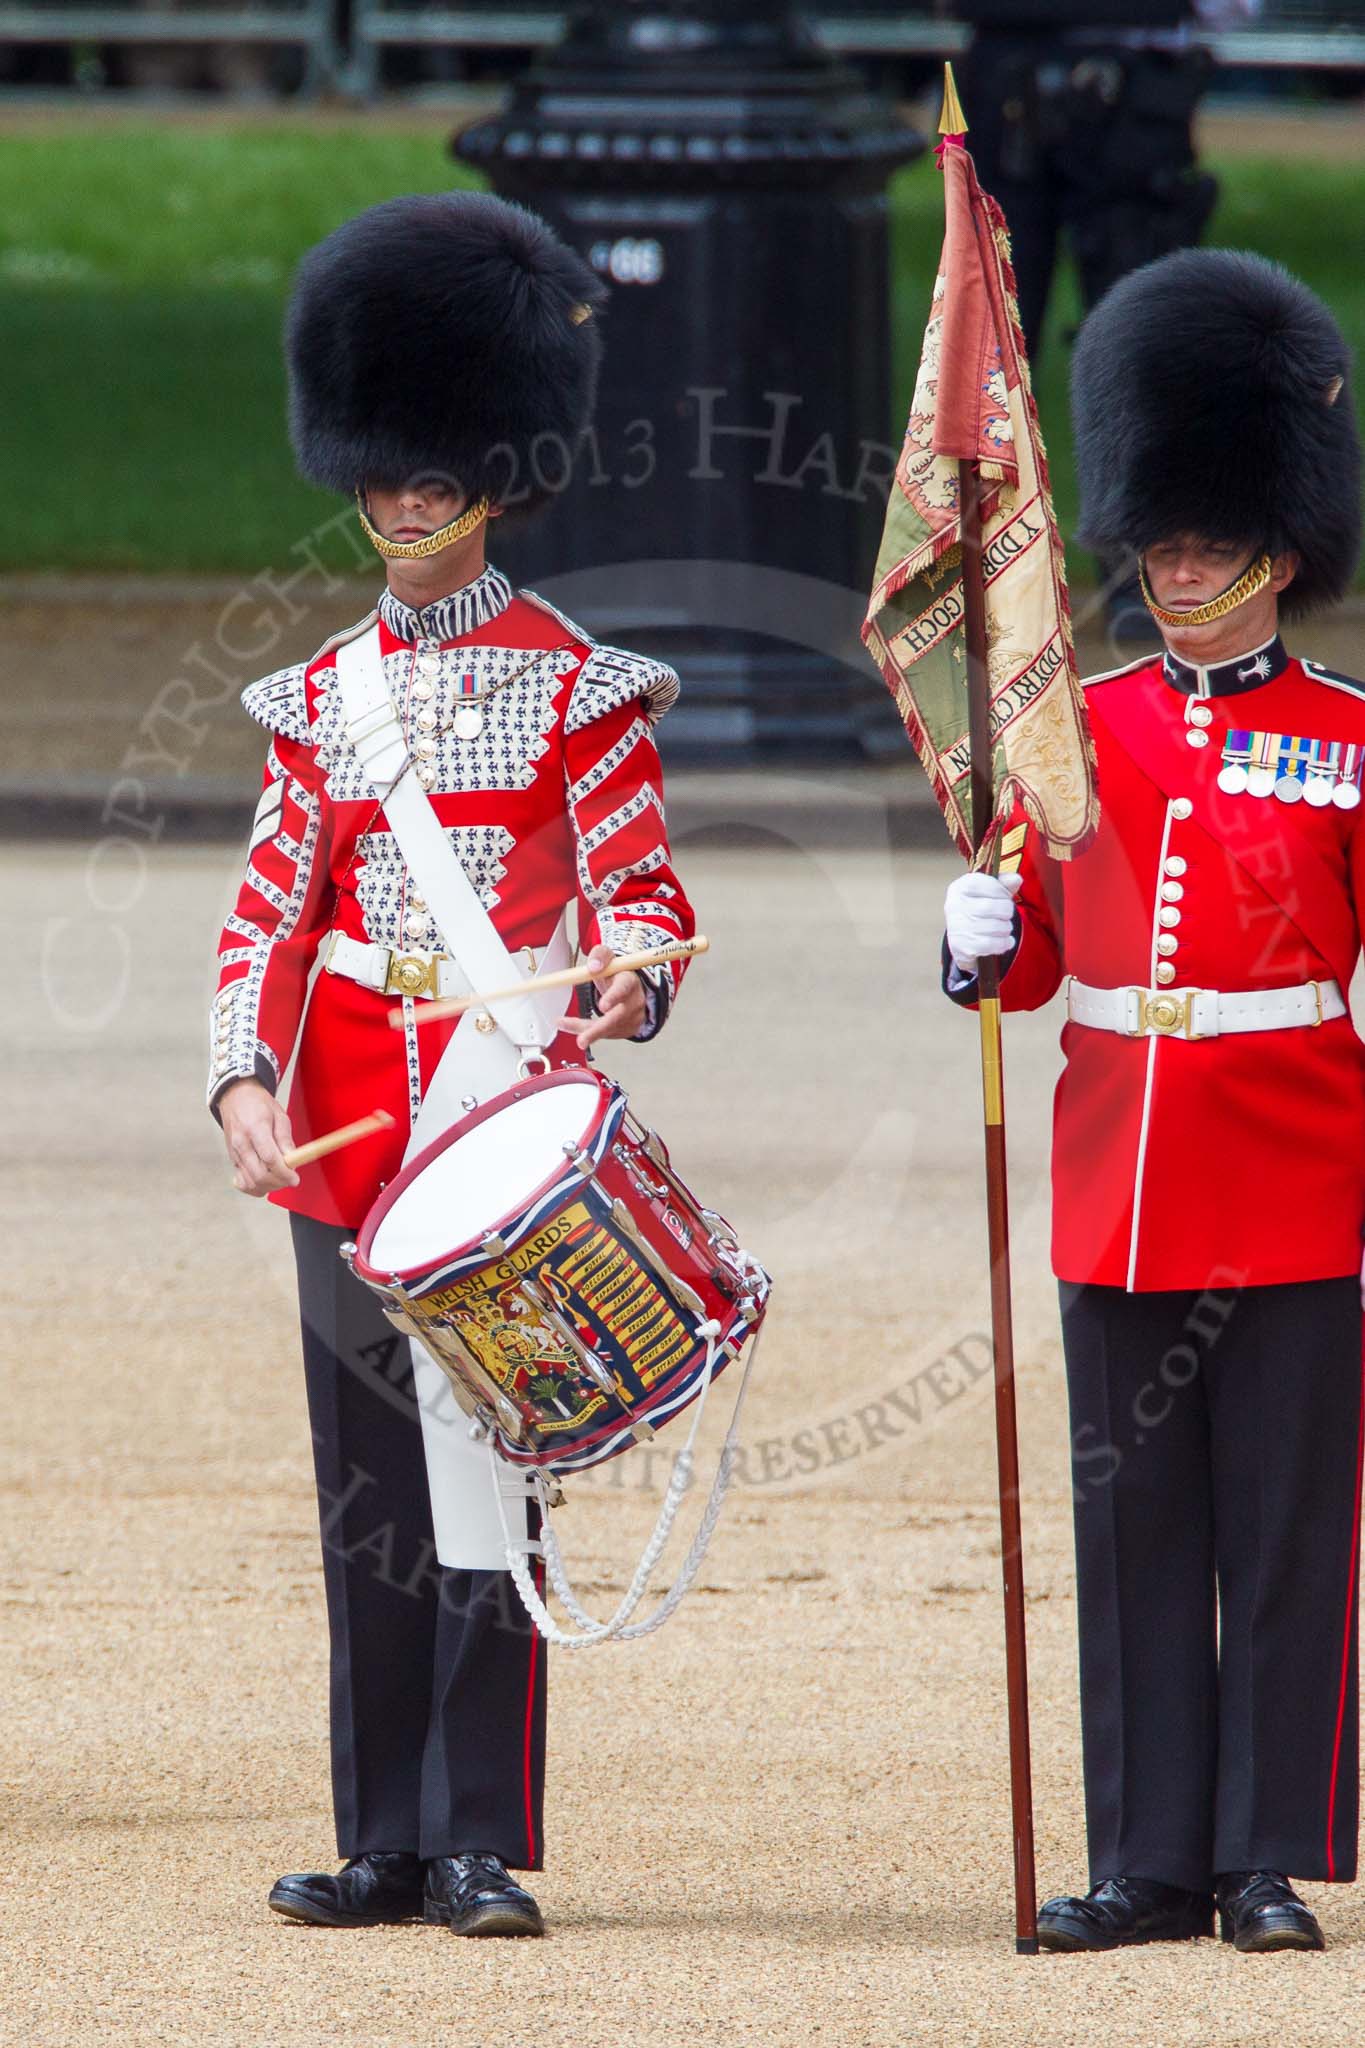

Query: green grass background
[1,122,1361,575]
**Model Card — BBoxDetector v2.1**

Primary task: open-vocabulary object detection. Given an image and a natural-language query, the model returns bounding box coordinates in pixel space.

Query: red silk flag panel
[862,142,1098,863]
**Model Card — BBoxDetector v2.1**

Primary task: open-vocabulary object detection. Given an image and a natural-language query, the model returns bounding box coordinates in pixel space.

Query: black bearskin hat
[1071,248,1360,619]
[285,190,607,515]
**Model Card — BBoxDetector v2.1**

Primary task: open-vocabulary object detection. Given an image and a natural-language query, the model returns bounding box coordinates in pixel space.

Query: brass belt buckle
[1140,988,1205,1040]
[385,951,440,999]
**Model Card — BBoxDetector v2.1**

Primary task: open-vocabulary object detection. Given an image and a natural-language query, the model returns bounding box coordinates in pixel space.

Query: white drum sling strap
[333,621,570,1570]
[333,622,566,1063]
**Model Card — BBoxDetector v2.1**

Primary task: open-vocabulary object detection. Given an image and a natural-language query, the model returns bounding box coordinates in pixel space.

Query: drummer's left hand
[558,945,647,1049]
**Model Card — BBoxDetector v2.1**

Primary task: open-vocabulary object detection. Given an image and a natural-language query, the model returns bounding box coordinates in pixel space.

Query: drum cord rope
[541,1330,733,1638]
[491,1312,765,1648]
[496,1320,727,1645]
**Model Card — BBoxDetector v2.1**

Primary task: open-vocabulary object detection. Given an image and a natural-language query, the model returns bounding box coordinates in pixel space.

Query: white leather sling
[334,621,573,1569]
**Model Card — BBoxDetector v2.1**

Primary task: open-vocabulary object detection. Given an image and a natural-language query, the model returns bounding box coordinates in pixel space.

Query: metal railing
[0,3,1362,101]
[341,3,560,95]
[0,0,335,92]
[820,13,1365,68]
[343,6,1365,94]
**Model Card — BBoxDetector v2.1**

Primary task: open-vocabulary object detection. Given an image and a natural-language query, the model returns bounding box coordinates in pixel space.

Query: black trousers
[1061,1277,1363,1892]
[290,1213,546,1868]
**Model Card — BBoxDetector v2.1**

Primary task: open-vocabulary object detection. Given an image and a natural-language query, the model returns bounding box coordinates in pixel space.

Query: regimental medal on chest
[1214,727,1363,809]
[314,639,581,801]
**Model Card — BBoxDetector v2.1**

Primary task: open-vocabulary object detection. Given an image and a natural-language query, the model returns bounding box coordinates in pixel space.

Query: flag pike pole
[865,53,1096,1949]
[960,451,1039,1955]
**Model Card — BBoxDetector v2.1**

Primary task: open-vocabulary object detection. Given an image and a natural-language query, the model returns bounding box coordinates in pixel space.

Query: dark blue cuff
[940,911,1022,1006]
[581,968,671,1042]
[631,966,671,1042]
[209,1052,278,1126]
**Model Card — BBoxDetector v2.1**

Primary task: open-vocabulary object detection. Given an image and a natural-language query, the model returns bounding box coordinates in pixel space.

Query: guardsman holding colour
[943,249,1364,1952]
[208,193,693,1938]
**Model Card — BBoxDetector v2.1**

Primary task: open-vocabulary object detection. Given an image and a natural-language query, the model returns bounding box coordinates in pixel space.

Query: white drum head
[369,1079,603,1273]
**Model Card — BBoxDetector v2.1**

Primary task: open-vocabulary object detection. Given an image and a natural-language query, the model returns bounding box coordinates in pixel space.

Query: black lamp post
[454,3,923,759]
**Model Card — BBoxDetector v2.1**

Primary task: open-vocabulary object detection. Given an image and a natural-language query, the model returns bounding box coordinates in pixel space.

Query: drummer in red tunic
[944,251,1364,1953]
[208,193,694,1937]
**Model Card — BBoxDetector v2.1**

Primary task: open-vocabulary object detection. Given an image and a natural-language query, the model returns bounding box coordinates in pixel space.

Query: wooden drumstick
[283,1109,396,1170]
[391,935,710,1032]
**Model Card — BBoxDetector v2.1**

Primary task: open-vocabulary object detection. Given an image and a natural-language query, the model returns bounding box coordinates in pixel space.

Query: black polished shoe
[1038,1875,1214,1952]
[423,1854,545,1938]
[1216,1870,1325,1953]
[267,1851,424,1927]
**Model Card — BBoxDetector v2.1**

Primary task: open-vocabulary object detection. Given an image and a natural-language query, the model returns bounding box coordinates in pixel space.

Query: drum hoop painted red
[354,1065,618,1287]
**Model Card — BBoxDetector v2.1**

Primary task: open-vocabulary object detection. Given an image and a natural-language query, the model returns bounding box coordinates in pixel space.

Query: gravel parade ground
[5,830,1362,2048]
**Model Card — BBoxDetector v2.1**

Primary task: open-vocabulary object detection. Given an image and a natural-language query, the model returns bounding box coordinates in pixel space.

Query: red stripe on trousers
[523,1556,543,1867]
[1325,1333,1365,1879]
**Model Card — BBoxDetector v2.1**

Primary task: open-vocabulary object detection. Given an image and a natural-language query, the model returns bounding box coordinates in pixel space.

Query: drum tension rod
[516,1278,617,1400]
[608,1197,708,1320]
[617,1128,719,1257]
[516,1277,657,1446]
[615,1141,671,1207]
[385,1273,527,1440]
[623,1109,671,1172]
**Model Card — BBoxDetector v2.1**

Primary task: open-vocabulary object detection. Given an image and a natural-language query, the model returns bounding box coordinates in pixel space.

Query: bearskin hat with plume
[286,191,607,518]
[1071,247,1360,619]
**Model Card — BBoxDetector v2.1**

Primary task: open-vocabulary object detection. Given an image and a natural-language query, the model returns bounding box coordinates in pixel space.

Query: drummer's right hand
[219,1079,300,1196]
[944,870,1023,974]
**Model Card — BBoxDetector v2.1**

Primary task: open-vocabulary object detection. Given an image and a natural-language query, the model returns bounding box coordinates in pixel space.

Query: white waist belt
[324,931,541,1003]
[1067,976,1346,1040]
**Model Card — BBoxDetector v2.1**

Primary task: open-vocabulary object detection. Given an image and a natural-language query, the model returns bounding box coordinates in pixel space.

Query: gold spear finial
[939,61,968,138]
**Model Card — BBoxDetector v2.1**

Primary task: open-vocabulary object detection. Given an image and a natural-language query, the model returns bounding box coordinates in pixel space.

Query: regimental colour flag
[862,135,1099,863]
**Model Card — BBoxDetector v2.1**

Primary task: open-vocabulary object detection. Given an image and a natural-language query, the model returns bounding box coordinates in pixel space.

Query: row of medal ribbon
[1217,730,1363,809]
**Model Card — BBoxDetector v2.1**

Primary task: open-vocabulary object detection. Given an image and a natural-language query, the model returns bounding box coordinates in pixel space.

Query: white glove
[945,870,1024,975]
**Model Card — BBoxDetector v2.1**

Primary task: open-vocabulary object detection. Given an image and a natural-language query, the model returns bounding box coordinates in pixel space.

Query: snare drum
[348,1068,769,1474]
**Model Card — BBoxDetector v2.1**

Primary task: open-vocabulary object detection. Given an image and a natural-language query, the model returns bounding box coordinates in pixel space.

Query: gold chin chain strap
[355,491,490,560]
[1138,551,1273,628]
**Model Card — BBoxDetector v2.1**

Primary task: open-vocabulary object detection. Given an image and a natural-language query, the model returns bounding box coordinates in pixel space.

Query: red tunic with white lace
[949,639,1365,1291]
[208,565,694,1227]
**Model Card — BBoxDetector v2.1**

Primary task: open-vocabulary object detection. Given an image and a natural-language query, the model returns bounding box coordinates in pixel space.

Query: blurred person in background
[954,0,1261,643]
